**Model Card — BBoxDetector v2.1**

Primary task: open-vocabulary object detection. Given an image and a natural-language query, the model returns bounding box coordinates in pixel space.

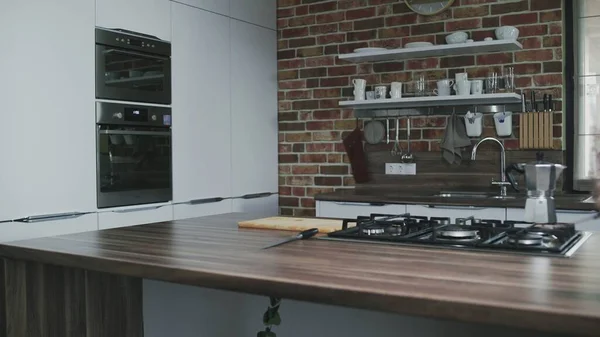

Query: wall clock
[405,0,455,16]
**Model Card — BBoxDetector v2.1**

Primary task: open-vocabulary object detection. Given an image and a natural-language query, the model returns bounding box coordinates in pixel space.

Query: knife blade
[543,94,548,112]
[262,228,319,249]
[548,94,553,112]
[531,91,536,112]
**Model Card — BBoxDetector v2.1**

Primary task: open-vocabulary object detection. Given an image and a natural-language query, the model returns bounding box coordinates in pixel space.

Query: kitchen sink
[432,191,517,200]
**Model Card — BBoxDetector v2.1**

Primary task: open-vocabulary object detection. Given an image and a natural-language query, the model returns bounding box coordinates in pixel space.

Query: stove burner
[507,232,561,247]
[362,227,385,235]
[385,224,405,236]
[437,225,480,239]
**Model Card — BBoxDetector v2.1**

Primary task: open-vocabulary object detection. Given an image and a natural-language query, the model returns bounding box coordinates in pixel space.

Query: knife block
[519,112,553,149]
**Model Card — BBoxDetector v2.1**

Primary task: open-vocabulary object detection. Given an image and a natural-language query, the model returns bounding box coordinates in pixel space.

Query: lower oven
[96,102,172,208]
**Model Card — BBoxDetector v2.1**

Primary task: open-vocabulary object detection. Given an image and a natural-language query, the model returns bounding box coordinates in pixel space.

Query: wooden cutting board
[238,217,344,233]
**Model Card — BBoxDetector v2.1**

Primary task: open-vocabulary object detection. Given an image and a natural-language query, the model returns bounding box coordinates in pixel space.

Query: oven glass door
[97,126,172,208]
[96,45,171,104]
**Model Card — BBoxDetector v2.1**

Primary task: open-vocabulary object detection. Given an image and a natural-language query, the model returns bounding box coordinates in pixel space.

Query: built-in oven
[96,102,172,208]
[95,27,171,105]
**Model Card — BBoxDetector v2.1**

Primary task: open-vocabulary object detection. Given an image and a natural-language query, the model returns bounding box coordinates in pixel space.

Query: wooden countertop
[1,213,600,335]
[315,188,596,211]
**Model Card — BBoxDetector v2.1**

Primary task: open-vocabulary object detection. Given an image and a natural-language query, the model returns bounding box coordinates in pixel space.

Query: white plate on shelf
[404,42,433,48]
[353,47,387,53]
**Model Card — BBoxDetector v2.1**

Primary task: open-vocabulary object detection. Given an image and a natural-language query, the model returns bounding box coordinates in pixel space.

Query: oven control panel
[97,102,171,127]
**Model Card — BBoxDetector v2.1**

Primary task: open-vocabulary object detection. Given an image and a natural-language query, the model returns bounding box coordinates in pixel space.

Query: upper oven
[95,27,171,105]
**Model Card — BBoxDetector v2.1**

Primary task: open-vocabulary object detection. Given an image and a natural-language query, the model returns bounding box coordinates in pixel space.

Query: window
[574,0,600,190]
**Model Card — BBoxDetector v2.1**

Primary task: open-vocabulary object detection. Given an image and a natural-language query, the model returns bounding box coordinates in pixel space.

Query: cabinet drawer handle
[556,209,595,214]
[112,205,165,213]
[427,205,486,211]
[15,212,92,223]
[334,202,386,207]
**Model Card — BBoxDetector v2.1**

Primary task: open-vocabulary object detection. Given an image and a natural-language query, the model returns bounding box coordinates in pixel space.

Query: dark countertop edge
[314,190,597,211]
[0,244,598,336]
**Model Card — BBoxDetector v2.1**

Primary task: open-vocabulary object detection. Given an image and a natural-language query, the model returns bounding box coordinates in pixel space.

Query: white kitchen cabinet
[96,0,171,41]
[232,195,279,217]
[230,0,276,29]
[174,200,233,220]
[98,204,173,230]
[176,0,229,16]
[230,19,278,198]
[406,205,506,223]
[0,0,96,221]
[316,201,407,219]
[0,213,98,243]
[507,208,600,231]
[171,3,232,206]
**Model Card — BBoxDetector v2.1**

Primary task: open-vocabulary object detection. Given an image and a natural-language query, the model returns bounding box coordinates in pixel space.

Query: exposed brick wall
[277,0,564,216]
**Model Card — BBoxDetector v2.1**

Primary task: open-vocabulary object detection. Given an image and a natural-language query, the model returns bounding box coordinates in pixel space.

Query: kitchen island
[0,213,599,336]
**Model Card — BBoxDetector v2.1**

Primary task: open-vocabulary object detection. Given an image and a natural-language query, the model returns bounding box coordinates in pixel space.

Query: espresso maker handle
[505,163,525,192]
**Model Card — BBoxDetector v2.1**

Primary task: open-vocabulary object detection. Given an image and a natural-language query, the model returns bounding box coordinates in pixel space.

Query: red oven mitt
[343,127,369,183]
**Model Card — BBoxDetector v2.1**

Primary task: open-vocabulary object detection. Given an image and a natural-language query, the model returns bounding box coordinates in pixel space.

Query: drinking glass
[504,67,515,92]
[415,74,427,97]
[486,72,498,94]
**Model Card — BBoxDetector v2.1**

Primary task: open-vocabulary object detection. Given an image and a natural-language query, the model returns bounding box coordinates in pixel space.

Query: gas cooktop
[324,213,592,257]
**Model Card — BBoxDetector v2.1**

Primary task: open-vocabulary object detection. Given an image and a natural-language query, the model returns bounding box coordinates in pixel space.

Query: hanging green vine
[257,297,282,337]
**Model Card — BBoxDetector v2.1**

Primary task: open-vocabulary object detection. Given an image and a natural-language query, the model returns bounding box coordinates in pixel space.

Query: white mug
[374,86,387,99]
[390,82,402,99]
[433,79,454,96]
[353,89,365,101]
[453,80,471,96]
[352,78,366,91]
[455,72,468,84]
[471,80,483,95]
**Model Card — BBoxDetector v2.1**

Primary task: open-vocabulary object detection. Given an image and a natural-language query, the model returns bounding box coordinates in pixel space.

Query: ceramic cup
[390,82,402,99]
[353,89,365,101]
[453,80,471,96]
[374,86,387,99]
[455,72,468,84]
[433,79,454,96]
[470,80,484,95]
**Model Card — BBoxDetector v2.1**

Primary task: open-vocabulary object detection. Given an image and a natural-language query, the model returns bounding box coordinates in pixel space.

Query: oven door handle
[99,130,171,136]
[111,205,167,214]
[104,48,168,60]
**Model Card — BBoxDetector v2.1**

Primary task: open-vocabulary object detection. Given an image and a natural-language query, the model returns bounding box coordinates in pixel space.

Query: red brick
[517,24,548,37]
[339,21,353,32]
[373,61,404,73]
[501,13,538,26]
[515,76,532,87]
[291,165,319,174]
[319,99,338,110]
[406,58,440,70]
[307,78,320,88]
[278,18,288,29]
[279,186,291,195]
[313,110,341,120]
[503,139,519,150]
[314,176,342,186]
[440,56,474,68]
[278,40,288,50]
[278,70,298,80]
[327,153,342,162]
[306,143,334,152]
[453,5,489,18]
[392,2,410,13]
[278,0,301,7]
[543,61,562,73]
[282,27,308,38]
[278,59,304,69]
[514,63,542,75]
[289,37,316,48]
[461,0,495,4]
[286,90,311,100]
[313,88,340,98]
[445,18,481,32]
[412,22,445,36]
[278,8,295,18]
[466,66,501,79]
[353,18,384,30]
[338,42,369,53]
[531,0,561,11]
[347,30,377,41]
[320,77,349,87]
[279,154,298,163]
[328,65,357,76]
[278,111,298,122]
[476,52,513,65]
[543,36,561,47]
[411,116,447,128]
[306,56,335,67]
[320,165,348,175]
[300,154,328,163]
[540,10,561,23]
[482,16,499,28]
[293,143,305,152]
[346,7,375,20]
[279,196,299,207]
[521,37,542,49]
[279,144,292,153]
[280,208,293,216]
[316,12,345,24]
[300,67,327,78]
[279,121,304,131]
[515,50,553,62]
[317,33,345,45]
[471,29,496,41]
[334,119,357,130]
[370,0,396,4]
[533,74,562,86]
[378,27,410,39]
[309,1,337,13]
[295,5,309,15]
[549,23,562,34]
[277,49,295,60]
[279,79,306,89]
[297,46,323,58]
[307,121,334,130]
[288,15,315,27]
[292,187,305,196]
[324,45,338,55]
[279,101,292,111]
[292,100,319,110]
[294,208,315,217]
[381,72,411,83]
[422,128,446,140]
[285,132,312,142]
[385,13,417,26]
[490,1,528,15]
[421,10,451,23]
[300,198,316,208]
[313,131,339,141]
[310,23,338,35]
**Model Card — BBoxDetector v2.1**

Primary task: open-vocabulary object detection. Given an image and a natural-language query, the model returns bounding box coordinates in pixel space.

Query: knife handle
[297,228,319,239]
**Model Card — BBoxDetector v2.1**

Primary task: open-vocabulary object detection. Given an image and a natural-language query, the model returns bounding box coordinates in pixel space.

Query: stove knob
[151,115,157,121]
[113,112,123,119]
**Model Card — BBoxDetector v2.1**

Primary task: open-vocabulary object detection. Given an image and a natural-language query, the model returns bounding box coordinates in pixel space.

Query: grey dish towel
[440,113,472,165]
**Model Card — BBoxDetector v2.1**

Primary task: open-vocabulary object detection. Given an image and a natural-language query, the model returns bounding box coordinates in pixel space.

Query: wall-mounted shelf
[338,40,523,63]
[339,93,522,110]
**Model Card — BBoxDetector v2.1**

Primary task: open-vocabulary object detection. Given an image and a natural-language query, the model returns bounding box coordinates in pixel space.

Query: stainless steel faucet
[471,137,511,197]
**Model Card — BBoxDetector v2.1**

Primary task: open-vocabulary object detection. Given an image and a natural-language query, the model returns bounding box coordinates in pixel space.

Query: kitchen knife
[531,91,536,112]
[262,228,319,249]
[548,94,553,112]
[543,94,548,112]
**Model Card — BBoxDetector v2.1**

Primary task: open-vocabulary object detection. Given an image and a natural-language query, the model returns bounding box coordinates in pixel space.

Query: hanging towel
[343,127,369,183]
[440,113,472,165]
